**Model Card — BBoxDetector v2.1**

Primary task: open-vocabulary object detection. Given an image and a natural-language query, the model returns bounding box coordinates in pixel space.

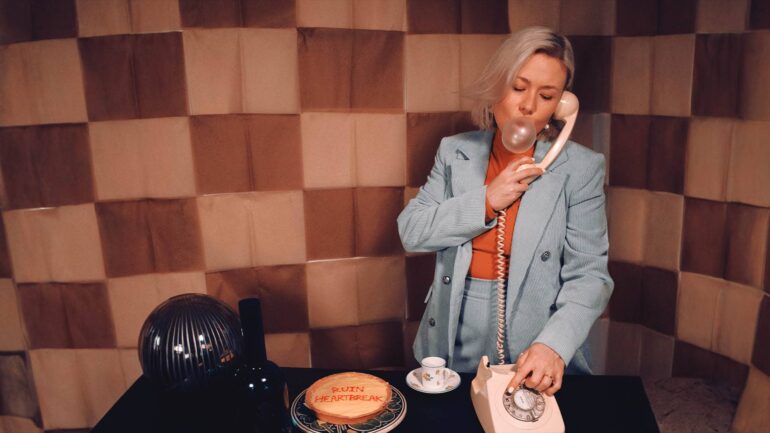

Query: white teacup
[419,356,447,391]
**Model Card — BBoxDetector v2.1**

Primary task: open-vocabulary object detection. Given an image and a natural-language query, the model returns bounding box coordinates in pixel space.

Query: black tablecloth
[92,367,660,433]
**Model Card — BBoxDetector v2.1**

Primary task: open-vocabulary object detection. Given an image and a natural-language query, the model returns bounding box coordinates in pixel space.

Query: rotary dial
[503,386,545,422]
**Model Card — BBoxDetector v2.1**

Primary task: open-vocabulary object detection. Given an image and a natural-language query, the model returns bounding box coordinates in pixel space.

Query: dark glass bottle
[234,298,294,433]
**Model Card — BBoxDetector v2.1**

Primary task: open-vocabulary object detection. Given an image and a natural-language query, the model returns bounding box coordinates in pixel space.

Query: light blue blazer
[397,130,613,373]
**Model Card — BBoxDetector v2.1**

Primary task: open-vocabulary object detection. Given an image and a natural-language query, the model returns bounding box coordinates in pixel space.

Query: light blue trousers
[452,277,511,373]
[452,277,592,375]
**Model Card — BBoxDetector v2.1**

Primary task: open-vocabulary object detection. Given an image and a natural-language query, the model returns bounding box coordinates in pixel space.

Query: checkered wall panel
[1,0,769,431]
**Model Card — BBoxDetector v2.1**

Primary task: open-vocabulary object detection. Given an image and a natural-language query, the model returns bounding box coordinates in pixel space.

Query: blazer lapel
[505,140,568,314]
[450,130,493,197]
[446,131,492,363]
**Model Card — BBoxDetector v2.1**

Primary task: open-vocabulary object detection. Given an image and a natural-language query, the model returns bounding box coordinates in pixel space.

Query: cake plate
[291,385,407,433]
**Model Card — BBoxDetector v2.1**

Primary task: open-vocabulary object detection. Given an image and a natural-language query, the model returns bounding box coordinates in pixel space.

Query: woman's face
[492,53,568,134]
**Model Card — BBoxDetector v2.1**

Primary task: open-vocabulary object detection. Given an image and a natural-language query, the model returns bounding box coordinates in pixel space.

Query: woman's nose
[519,92,535,115]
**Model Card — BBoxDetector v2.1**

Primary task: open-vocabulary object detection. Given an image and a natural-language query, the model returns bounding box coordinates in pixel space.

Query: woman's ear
[489,107,498,128]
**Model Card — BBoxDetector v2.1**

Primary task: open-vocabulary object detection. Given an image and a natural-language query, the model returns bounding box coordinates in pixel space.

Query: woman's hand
[486,157,544,211]
[506,343,565,396]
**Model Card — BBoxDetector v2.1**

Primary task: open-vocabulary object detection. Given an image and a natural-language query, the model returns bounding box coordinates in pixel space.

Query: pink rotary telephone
[471,90,579,433]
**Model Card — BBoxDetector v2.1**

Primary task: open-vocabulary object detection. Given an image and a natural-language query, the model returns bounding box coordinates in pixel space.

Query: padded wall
[0,0,769,431]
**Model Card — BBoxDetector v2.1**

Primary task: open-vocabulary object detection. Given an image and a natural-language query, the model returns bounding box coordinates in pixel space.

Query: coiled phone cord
[495,208,508,365]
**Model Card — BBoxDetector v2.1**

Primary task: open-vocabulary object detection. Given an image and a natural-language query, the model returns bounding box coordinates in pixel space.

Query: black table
[93,368,660,433]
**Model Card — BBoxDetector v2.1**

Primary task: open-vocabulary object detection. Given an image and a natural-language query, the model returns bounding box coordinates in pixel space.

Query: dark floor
[644,378,740,433]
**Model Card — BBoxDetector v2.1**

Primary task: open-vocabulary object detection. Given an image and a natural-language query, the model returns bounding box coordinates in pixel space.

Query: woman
[397,27,613,397]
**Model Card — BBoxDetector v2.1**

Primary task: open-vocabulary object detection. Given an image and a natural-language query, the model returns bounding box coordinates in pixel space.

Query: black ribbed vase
[138,294,242,392]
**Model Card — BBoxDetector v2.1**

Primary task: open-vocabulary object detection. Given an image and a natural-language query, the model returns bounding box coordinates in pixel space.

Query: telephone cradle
[471,356,565,433]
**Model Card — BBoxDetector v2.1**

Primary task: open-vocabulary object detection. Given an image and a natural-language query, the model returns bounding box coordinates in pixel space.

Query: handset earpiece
[536,91,579,171]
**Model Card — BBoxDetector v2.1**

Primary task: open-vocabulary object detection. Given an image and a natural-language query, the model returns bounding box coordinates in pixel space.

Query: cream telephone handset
[470,91,579,433]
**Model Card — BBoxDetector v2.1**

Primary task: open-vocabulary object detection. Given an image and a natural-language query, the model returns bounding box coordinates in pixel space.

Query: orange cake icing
[305,372,392,425]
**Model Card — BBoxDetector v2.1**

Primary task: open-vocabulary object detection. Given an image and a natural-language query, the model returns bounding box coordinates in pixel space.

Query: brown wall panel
[647,116,687,194]
[750,0,770,29]
[304,189,355,260]
[682,198,728,278]
[610,115,650,189]
[18,282,115,349]
[79,35,138,120]
[96,200,203,277]
[243,0,296,28]
[0,125,95,209]
[406,253,435,321]
[616,0,658,36]
[641,267,678,336]
[310,322,404,369]
[354,187,404,257]
[692,34,743,117]
[351,30,404,110]
[30,0,77,40]
[0,0,32,44]
[657,0,696,34]
[608,261,644,324]
[460,0,508,34]
[206,264,308,333]
[752,296,770,375]
[298,28,353,110]
[180,0,242,27]
[133,32,189,118]
[570,36,612,113]
[407,0,460,34]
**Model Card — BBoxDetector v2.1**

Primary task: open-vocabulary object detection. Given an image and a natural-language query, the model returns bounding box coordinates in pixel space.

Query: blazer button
[442,275,451,284]
[429,318,436,327]
[541,251,551,261]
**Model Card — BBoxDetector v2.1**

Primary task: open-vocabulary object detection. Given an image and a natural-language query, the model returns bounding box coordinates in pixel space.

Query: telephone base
[470,356,565,433]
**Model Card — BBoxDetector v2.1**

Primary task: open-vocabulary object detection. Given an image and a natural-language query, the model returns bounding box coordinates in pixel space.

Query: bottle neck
[239,298,267,366]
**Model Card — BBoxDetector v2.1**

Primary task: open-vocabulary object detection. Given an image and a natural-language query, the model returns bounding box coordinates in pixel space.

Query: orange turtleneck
[469,131,535,280]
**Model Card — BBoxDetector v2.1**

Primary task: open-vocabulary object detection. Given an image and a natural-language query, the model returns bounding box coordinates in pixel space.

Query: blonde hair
[465,27,575,139]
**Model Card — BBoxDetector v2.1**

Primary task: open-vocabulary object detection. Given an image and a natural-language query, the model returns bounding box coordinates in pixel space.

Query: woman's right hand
[486,157,544,211]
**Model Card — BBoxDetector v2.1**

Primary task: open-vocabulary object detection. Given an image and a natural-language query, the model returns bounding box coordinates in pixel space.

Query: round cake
[305,372,392,424]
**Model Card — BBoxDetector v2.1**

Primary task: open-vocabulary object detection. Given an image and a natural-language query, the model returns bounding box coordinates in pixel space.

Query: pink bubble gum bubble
[501,118,537,153]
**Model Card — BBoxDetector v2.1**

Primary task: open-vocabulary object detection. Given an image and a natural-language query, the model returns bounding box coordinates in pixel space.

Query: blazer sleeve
[397,138,496,253]
[533,153,614,366]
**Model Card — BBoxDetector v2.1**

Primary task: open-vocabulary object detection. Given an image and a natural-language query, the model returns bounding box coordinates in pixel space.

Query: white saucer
[405,367,461,394]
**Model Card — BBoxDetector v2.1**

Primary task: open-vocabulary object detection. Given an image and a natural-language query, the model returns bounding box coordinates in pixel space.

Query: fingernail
[506,386,515,395]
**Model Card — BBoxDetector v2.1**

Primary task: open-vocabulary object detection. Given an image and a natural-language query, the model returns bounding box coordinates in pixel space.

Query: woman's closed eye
[513,86,554,101]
